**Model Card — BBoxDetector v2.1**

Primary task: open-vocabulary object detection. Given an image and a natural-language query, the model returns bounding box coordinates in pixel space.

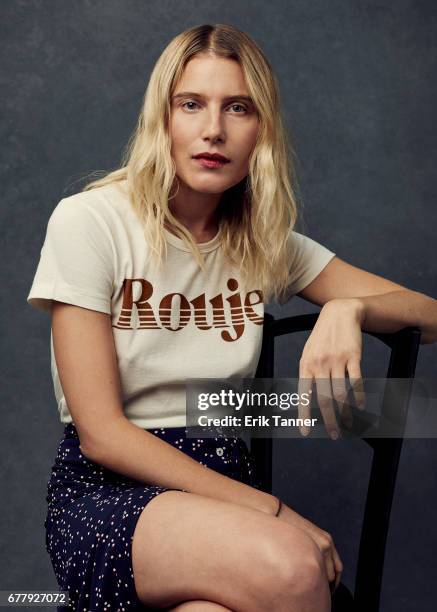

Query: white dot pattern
[44,423,259,611]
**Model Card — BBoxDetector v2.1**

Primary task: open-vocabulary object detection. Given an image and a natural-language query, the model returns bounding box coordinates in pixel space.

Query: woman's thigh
[132,490,322,611]
[168,601,233,611]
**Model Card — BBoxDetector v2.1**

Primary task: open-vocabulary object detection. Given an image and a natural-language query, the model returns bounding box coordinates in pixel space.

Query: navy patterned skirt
[45,423,261,611]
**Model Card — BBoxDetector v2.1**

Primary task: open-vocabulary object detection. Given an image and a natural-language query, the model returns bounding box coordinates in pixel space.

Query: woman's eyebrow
[172,91,253,103]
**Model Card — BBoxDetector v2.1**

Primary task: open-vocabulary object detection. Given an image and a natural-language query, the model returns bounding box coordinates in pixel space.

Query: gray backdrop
[2,1,436,610]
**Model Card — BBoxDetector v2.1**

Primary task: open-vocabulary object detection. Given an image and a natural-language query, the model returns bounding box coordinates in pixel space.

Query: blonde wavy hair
[82,23,300,304]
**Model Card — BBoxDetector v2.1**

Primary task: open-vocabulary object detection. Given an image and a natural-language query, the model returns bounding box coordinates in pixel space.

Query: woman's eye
[181,101,248,113]
[182,101,199,110]
[229,104,247,113]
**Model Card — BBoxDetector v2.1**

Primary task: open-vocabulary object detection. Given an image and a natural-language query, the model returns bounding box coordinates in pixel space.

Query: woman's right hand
[273,498,343,593]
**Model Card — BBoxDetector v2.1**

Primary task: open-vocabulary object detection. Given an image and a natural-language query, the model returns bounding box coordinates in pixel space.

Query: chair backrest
[252,312,421,612]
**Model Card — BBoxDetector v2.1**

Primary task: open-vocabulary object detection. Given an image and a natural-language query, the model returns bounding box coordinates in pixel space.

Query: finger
[321,549,336,583]
[334,569,342,590]
[331,544,343,588]
[331,366,353,430]
[297,370,313,437]
[322,538,342,586]
[330,567,342,594]
[347,358,366,410]
[331,572,342,595]
[332,544,343,575]
[314,373,340,439]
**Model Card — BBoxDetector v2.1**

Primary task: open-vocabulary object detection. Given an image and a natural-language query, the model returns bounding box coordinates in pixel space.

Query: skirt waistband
[63,422,246,444]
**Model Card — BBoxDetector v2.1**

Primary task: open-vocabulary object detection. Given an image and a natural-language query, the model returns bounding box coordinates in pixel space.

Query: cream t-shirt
[27,182,336,428]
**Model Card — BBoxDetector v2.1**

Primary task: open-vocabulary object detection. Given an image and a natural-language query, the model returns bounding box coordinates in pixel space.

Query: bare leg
[168,601,233,611]
[132,490,331,611]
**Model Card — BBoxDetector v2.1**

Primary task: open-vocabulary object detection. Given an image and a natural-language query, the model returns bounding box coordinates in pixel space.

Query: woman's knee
[257,526,328,607]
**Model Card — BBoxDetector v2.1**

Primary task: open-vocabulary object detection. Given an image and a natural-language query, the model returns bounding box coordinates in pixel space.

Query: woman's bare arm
[51,301,277,515]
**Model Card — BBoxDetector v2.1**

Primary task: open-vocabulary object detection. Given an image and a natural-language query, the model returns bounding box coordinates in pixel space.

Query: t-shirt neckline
[163,225,222,253]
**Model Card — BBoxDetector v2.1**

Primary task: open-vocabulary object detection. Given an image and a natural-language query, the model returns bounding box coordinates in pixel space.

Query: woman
[27,23,437,612]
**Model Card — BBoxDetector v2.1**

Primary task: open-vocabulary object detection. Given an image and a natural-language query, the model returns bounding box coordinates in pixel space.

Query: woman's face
[169,54,260,195]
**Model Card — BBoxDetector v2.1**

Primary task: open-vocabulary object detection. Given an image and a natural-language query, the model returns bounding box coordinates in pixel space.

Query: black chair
[251,312,421,612]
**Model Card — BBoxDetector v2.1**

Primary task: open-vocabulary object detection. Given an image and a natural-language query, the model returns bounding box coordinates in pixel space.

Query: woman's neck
[168,182,222,242]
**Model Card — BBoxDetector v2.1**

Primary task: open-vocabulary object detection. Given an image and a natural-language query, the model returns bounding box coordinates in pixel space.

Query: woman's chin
[184,178,234,195]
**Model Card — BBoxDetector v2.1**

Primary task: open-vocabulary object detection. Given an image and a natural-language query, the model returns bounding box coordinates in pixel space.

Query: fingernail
[330,430,340,440]
[300,426,310,437]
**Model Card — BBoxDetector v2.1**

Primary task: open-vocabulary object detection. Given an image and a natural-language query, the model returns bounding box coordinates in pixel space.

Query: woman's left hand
[276,500,344,592]
[297,298,366,439]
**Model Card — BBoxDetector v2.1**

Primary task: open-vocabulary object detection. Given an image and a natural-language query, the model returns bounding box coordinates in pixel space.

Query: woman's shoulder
[285,228,334,258]
[57,181,130,220]
[46,183,135,242]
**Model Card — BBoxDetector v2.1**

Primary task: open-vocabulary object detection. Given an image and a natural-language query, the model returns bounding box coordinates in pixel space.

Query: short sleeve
[27,197,114,315]
[278,231,336,305]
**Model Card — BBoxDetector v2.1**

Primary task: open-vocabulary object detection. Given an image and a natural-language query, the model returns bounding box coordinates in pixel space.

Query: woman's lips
[193,157,230,169]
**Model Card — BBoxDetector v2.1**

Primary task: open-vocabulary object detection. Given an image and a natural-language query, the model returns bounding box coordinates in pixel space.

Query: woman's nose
[201,109,226,142]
